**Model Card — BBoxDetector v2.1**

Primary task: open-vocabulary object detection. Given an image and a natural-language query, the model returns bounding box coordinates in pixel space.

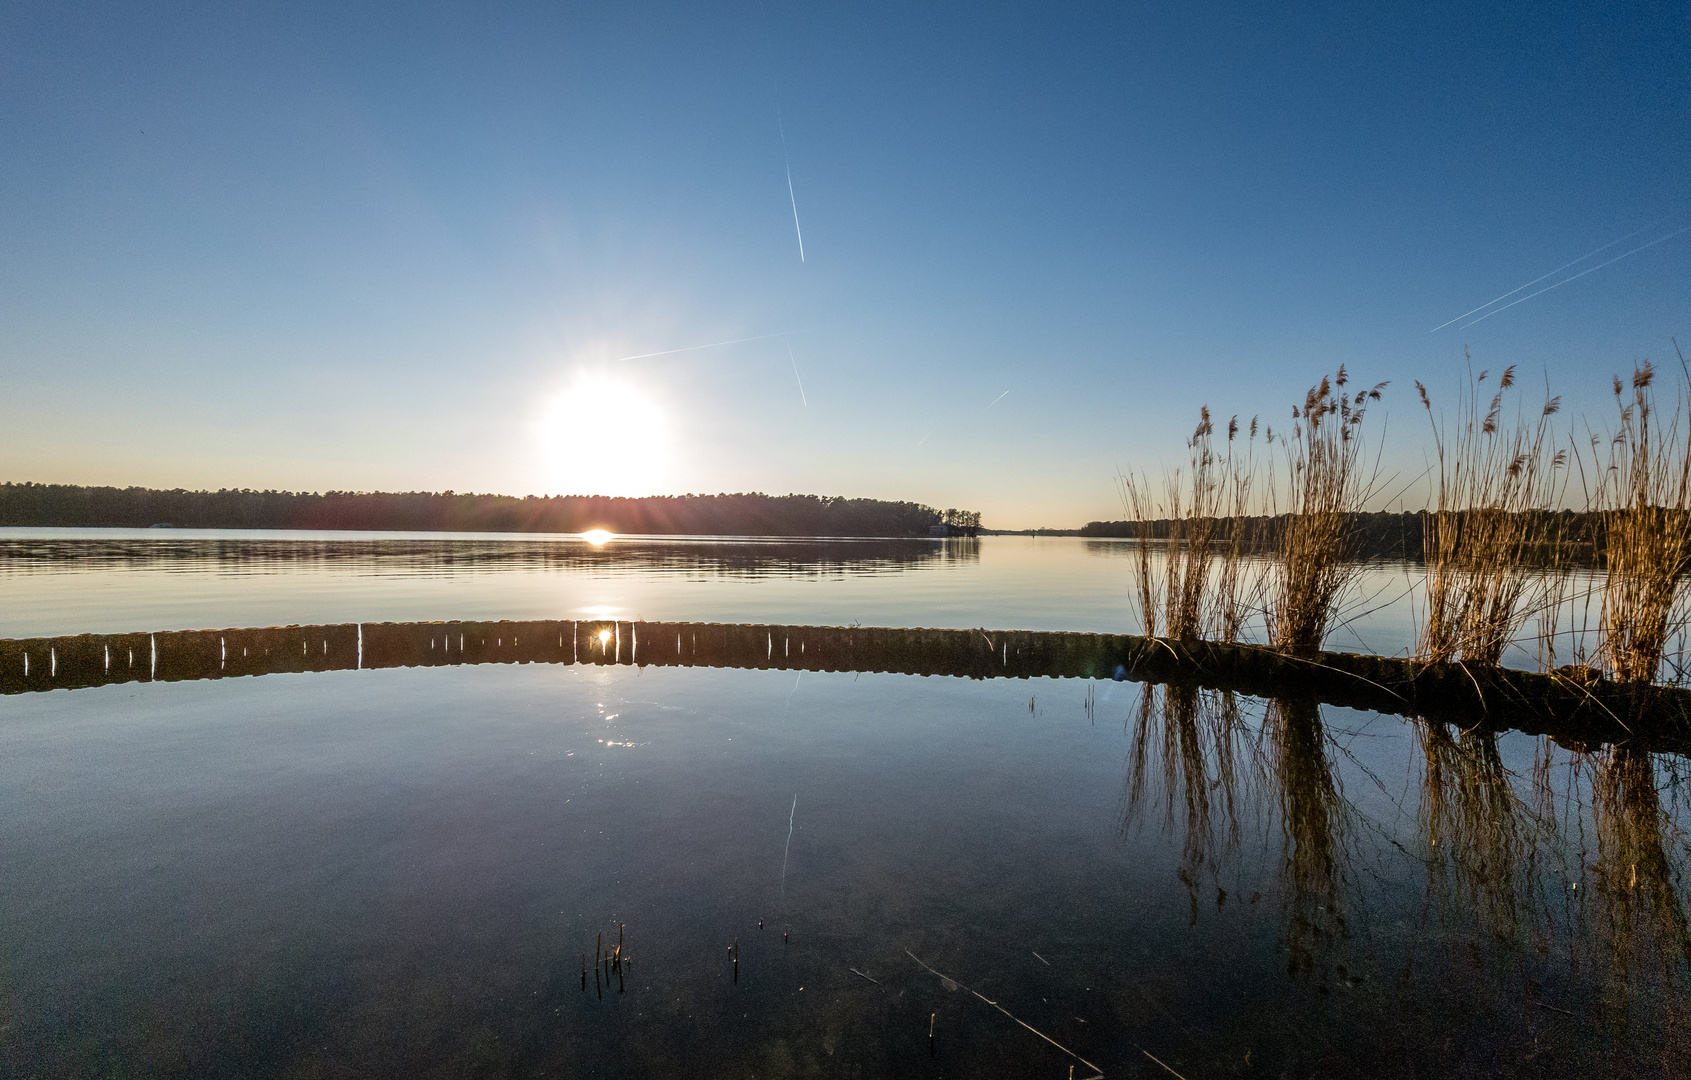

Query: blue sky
[2,1,1686,526]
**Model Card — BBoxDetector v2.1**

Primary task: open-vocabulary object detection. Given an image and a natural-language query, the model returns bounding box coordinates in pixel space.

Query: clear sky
[2,2,1687,527]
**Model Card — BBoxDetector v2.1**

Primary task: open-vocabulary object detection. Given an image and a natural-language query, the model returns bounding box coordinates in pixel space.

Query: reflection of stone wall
[2,619,1689,747]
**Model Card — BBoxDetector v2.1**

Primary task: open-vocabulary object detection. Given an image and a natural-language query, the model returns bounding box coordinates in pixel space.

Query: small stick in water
[930,1013,936,1057]
[783,929,789,946]
[733,939,740,983]
[581,953,587,991]
[758,919,764,930]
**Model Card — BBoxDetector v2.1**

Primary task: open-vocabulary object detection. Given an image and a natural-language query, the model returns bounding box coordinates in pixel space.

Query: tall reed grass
[1117,345,1691,686]
[1589,355,1691,683]
[1117,408,1262,641]
[1265,367,1387,655]
[1415,362,1568,667]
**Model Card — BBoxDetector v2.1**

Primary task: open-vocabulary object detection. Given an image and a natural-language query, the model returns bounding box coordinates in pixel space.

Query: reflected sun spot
[581,529,615,545]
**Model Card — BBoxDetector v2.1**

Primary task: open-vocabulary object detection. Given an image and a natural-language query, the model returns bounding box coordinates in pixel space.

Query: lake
[2,530,1685,1077]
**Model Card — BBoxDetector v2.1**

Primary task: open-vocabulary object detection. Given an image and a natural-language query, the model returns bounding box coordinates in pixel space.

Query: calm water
[2,531,1686,1076]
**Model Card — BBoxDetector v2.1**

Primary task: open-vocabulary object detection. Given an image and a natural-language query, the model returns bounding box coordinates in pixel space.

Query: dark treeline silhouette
[1080,510,1602,562]
[0,483,969,538]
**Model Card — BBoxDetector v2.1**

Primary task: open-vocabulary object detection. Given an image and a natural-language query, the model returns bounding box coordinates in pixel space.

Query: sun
[538,375,670,496]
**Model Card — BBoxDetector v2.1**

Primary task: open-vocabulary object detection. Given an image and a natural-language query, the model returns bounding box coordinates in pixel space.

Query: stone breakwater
[3,619,1686,751]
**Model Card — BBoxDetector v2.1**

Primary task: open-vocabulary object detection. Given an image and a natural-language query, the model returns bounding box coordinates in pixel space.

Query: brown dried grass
[1265,367,1387,654]
[1415,360,1569,667]
[1589,352,1691,683]
[1118,408,1262,641]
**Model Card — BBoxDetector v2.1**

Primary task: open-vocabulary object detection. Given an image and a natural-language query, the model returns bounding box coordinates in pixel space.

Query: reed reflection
[1122,681,1691,1050]
[1266,697,1351,980]
[1415,722,1544,949]
[1587,747,1691,1013]
[1122,687,1355,982]
[1122,685,1257,924]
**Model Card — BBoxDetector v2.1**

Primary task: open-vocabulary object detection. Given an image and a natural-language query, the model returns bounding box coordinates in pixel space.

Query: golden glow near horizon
[538,375,669,498]
[581,528,615,545]
[597,629,612,648]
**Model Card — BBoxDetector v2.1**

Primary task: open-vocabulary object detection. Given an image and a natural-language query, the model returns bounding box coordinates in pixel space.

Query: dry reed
[1589,355,1691,683]
[1265,367,1387,654]
[1117,409,1262,641]
[1415,361,1568,667]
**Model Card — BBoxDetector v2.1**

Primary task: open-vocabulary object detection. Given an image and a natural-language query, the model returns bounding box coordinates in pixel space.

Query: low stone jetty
[2,619,1685,750]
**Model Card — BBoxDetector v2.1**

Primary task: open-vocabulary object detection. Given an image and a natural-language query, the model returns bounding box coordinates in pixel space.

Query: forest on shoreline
[1079,509,1602,562]
[0,483,981,538]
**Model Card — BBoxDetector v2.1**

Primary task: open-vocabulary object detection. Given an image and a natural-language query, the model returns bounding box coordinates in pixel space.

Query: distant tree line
[938,508,983,537]
[0,483,980,538]
[1079,510,1602,562]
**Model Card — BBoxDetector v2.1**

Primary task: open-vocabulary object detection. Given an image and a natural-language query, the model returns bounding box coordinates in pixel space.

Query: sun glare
[581,528,615,545]
[539,375,670,497]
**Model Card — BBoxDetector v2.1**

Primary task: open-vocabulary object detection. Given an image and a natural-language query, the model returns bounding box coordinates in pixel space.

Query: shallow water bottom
[3,664,1685,1077]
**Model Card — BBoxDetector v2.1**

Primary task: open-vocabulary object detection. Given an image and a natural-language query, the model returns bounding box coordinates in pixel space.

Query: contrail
[780,795,797,900]
[917,389,1008,446]
[786,339,808,407]
[1456,224,1691,330]
[778,101,805,262]
[1430,213,1682,332]
[614,332,792,363]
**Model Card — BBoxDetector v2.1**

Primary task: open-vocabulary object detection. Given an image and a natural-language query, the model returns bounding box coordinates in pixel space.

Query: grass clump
[1118,408,1262,641]
[1415,361,1568,667]
[1265,367,1387,655]
[1588,354,1691,683]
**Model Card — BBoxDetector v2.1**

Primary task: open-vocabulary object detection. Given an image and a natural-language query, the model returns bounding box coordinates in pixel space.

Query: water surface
[1,531,1684,1077]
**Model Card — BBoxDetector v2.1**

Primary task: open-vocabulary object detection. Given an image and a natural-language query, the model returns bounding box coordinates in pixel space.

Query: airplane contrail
[786,339,808,407]
[983,389,1011,412]
[778,102,805,262]
[1430,213,1682,332]
[1456,224,1691,330]
[614,332,792,363]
